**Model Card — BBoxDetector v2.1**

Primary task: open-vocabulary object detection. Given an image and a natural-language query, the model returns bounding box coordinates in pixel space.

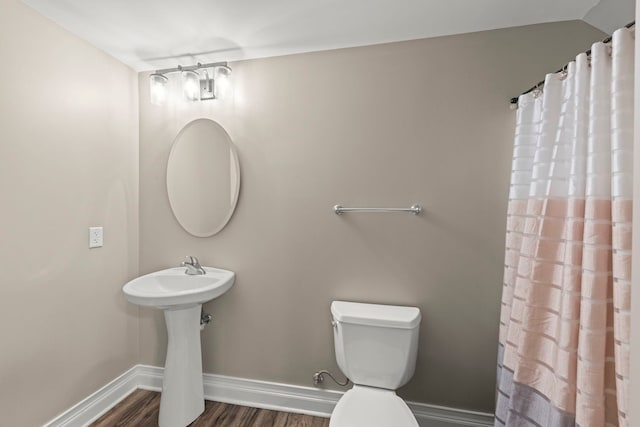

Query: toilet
[329,301,421,427]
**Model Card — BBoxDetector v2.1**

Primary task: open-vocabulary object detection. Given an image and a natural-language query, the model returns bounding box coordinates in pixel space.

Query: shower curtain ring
[532,83,543,98]
[559,64,568,80]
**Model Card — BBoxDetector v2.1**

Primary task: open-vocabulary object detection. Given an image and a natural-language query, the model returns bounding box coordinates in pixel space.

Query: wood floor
[91,389,330,427]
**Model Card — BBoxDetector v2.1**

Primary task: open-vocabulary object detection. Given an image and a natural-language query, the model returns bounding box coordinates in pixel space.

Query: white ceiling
[20,0,635,71]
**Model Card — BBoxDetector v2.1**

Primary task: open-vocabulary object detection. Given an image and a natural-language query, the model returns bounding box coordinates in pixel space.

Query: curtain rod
[509,20,636,105]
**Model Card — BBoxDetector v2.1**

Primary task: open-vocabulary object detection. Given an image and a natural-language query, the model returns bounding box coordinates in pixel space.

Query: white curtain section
[496,28,634,427]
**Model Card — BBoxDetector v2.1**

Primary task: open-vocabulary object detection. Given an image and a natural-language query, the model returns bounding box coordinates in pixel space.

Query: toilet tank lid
[331,301,421,329]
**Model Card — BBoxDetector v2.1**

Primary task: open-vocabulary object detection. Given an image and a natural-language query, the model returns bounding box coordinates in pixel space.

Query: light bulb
[214,65,232,99]
[149,73,168,105]
[182,70,200,101]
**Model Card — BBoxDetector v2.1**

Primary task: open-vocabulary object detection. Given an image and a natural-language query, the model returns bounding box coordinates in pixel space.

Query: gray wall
[138,21,606,412]
[0,0,139,425]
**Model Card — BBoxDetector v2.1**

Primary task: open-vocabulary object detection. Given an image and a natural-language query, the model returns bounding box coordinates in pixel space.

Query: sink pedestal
[159,304,204,427]
[122,266,235,427]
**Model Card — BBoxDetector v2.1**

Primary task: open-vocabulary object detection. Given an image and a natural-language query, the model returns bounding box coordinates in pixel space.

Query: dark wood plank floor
[91,389,330,427]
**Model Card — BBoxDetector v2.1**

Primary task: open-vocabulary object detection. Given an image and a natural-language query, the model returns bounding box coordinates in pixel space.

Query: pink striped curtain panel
[496,28,634,427]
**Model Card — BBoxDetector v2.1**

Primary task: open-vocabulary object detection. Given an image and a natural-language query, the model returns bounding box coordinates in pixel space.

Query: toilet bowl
[329,301,420,427]
[330,386,418,427]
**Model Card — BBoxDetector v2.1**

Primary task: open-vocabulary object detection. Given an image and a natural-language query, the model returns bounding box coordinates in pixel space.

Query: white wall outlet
[89,226,103,248]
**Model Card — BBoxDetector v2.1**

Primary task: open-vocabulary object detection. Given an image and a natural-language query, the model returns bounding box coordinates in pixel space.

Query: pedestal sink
[123,266,234,427]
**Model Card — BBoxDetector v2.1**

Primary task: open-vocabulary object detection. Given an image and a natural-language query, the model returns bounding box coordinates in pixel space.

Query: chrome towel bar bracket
[333,204,422,215]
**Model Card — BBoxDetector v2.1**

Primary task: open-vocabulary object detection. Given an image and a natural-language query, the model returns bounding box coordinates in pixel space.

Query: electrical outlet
[89,226,103,248]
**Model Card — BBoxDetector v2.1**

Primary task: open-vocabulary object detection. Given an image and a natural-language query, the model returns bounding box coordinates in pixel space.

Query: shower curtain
[496,28,634,427]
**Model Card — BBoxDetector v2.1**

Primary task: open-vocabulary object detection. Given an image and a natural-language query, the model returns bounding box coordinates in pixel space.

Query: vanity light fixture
[149,73,168,106]
[214,65,231,99]
[182,69,200,101]
[200,69,214,100]
[148,61,232,105]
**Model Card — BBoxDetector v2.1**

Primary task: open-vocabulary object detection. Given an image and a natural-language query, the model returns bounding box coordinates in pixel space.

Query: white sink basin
[122,265,234,427]
[123,266,234,308]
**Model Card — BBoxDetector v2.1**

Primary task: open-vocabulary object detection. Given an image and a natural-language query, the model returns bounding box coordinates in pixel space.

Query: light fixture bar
[149,61,232,104]
[154,61,230,75]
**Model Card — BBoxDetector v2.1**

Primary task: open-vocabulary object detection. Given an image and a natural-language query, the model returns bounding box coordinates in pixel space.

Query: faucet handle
[181,255,202,267]
[181,255,206,275]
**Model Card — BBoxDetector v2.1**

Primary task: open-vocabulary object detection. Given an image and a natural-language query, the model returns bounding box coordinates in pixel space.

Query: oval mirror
[167,118,240,237]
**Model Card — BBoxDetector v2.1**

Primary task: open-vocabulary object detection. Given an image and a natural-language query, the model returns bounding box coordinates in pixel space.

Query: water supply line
[312,370,350,387]
[200,309,213,330]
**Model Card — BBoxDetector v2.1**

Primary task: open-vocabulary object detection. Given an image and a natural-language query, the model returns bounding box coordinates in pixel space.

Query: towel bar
[333,204,422,215]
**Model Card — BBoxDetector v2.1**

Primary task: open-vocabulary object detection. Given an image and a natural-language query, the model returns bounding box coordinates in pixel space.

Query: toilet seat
[329,386,418,427]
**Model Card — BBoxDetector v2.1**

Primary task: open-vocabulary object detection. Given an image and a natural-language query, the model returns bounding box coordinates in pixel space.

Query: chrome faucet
[181,256,206,275]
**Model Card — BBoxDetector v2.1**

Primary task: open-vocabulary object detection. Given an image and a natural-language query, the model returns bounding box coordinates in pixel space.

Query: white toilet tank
[331,301,421,390]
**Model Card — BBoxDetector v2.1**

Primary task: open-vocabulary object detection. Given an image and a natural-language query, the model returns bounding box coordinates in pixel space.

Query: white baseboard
[44,365,494,427]
[44,366,139,427]
[409,401,494,427]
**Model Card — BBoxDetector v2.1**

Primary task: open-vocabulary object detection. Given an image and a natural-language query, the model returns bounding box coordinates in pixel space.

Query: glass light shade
[182,70,200,101]
[214,66,232,99]
[149,73,168,105]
